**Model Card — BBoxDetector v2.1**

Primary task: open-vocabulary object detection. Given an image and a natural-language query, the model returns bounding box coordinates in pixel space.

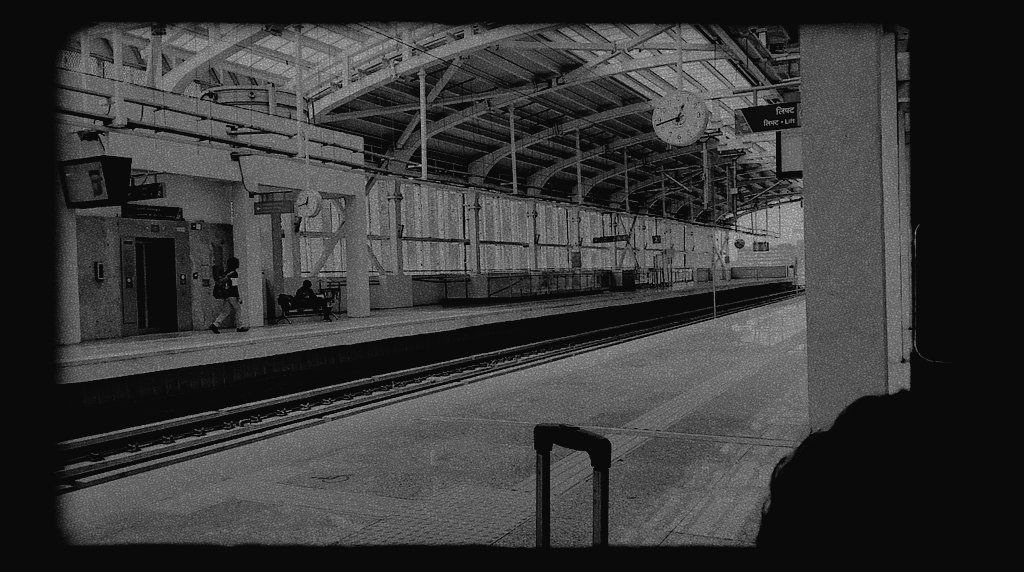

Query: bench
[276,292,335,323]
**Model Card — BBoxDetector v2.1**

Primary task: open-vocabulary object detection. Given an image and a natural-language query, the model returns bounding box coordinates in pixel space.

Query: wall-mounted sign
[126,182,165,201]
[254,200,295,215]
[122,204,184,221]
[734,238,745,249]
[570,251,582,268]
[739,103,799,133]
[652,235,662,244]
[593,234,630,244]
[753,241,770,252]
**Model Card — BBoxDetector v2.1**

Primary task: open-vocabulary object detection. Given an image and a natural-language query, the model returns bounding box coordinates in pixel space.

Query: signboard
[121,204,184,221]
[592,234,630,244]
[739,102,799,133]
[59,156,132,208]
[126,182,165,201]
[570,251,582,268]
[777,129,803,177]
[652,235,662,244]
[254,200,295,215]
[753,241,770,252]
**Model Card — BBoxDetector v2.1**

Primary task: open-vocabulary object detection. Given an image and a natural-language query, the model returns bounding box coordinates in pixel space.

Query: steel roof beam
[312,24,560,117]
[383,52,724,167]
[159,24,270,92]
[497,40,718,52]
[467,101,653,179]
[527,131,660,189]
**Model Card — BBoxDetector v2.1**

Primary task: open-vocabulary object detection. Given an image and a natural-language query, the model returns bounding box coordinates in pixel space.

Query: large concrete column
[55,177,82,345]
[230,183,265,328]
[345,189,370,317]
[801,24,900,430]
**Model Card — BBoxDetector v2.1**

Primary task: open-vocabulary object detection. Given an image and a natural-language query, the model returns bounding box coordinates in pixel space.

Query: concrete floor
[56,298,809,547]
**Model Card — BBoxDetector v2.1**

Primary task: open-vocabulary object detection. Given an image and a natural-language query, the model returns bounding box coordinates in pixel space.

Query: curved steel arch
[386,52,721,168]
[525,131,661,190]
[159,24,269,93]
[468,101,653,181]
[576,143,704,201]
[311,24,559,120]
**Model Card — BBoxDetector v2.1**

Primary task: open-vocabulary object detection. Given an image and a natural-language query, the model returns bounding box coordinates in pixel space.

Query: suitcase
[533,423,611,547]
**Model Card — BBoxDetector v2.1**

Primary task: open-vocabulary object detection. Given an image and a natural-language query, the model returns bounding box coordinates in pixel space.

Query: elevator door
[133,237,177,334]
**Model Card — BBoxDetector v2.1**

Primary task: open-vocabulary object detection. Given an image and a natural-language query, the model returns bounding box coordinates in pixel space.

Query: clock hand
[299,198,309,207]
[655,112,684,127]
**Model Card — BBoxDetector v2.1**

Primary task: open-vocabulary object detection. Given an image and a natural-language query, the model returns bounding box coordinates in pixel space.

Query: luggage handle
[534,423,611,547]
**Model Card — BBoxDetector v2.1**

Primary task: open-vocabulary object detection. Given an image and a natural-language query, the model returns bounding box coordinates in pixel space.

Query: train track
[56,288,804,494]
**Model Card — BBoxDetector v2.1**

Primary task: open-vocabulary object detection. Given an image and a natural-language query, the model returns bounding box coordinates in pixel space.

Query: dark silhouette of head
[226,257,239,271]
[302,280,312,288]
[756,390,915,549]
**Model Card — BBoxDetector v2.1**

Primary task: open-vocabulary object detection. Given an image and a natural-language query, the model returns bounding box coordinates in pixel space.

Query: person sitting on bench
[294,279,318,308]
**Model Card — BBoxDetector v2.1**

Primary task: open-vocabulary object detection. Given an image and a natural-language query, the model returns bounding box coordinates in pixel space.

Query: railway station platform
[56,296,809,548]
[56,276,794,385]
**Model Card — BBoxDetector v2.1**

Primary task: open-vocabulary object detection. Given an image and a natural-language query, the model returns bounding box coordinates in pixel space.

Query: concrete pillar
[55,177,82,345]
[345,190,371,317]
[230,183,265,328]
[801,24,900,430]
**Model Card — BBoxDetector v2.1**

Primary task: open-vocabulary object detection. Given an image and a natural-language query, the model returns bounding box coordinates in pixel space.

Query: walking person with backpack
[210,256,249,333]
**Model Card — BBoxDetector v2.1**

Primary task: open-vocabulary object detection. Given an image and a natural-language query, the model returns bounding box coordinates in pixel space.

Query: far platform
[56,277,794,385]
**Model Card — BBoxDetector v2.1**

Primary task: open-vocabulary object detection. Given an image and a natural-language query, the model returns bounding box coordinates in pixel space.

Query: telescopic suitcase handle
[534,423,611,547]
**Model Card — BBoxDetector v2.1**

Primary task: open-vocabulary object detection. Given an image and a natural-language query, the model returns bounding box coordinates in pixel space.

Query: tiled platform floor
[56,297,809,547]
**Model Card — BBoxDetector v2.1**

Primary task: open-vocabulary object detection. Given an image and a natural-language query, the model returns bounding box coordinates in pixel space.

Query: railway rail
[56,287,804,494]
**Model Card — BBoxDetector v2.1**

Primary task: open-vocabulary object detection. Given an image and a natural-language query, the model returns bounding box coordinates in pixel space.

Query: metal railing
[486,269,610,299]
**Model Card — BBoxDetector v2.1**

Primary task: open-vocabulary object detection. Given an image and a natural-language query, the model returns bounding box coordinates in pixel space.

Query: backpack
[213,280,229,299]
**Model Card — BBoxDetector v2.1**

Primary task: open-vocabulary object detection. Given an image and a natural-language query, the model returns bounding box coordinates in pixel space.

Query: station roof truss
[62,22,816,227]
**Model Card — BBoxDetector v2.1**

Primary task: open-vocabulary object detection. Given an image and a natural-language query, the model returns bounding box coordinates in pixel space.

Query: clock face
[652,91,710,147]
[295,189,322,218]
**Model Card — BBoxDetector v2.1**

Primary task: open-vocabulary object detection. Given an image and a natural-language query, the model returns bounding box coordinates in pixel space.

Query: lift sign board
[739,103,799,133]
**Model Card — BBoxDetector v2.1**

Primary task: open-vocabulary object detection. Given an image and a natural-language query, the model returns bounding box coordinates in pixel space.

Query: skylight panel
[251,58,274,71]
[651,67,699,91]
[267,62,289,75]
[711,59,750,88]
[559,28,587,43]
[631,73,661,92]
[259,36,288,50]
[306,50,328,64]
[679,25,706,43]
[592,23,626,42]
[681,63,722,91]
[170,32,195,48]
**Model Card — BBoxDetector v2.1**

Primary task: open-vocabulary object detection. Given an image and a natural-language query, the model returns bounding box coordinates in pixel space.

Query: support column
[466,191,482,273]
[419,68,428,180]
[510,104,518,195]
[387,180,404,274]
[55,177,82,345]
[231,184,265,328]
[345,190,371,317]
[527,200,538,271]
[146,24,164,88]
[801,24,899,430]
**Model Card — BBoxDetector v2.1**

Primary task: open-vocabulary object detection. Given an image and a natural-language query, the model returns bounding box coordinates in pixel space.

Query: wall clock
[652,91,710,147]
[294,189,323,218]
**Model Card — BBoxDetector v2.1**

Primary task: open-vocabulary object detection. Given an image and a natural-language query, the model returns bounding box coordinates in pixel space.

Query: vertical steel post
[510,104,518,194]
[419,68,428,180]
[592,467,608,546]
[536,450,551,547]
